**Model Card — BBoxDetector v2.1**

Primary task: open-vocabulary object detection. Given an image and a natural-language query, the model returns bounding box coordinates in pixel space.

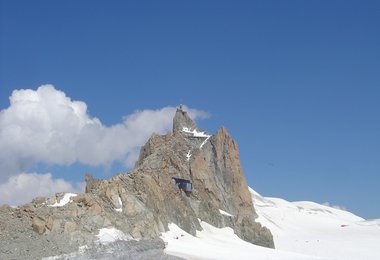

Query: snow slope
[161,221,323,260]
[251,188,380,260]
[161,188,380,260]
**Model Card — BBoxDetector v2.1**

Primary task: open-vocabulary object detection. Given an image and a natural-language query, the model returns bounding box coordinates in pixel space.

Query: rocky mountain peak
[132,107,273,248]
[0,106,274,259]
[172,105,197,134]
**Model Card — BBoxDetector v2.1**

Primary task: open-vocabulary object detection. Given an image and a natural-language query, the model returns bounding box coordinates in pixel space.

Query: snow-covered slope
[161,221,323,260]
[251,188,380,260]
[161,188,380,260]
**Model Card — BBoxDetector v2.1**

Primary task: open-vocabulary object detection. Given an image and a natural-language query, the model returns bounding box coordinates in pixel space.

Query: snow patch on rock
[182,127,212,149]
[115,196,123,212]
[49,193,77,207]
[96,227,132,245]
[182,127,210,138]
[200,136,211,149]
[219,209,233,217]
[186,150,192,161]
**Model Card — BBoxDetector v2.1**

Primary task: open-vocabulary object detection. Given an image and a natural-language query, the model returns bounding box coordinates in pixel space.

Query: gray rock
[32,216,46,234]
[172,106,197,134]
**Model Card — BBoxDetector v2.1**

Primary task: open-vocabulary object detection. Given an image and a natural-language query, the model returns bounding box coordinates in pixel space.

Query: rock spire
[172,105,197,134]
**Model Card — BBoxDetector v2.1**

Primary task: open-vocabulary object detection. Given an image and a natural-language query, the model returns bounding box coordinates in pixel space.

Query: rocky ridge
[0,107,274,259]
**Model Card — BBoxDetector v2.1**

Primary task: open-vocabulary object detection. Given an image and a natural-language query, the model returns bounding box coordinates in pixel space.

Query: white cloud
[0,172,85,206]
[0,84,209,182]
[322,202,347,211]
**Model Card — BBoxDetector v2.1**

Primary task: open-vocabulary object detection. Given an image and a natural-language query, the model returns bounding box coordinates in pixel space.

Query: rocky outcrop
[0,106,274,259]
[172,106,197,134]
[114,107,273,247]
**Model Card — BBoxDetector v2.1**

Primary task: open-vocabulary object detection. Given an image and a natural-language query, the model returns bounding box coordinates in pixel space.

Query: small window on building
[173,177,192,197]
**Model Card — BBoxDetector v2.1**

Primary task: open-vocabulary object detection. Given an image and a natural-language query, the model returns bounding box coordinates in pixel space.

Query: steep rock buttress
[131,107,274,247]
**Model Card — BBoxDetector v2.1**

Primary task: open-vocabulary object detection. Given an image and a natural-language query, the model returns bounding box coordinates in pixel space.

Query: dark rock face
[0,107,274,259]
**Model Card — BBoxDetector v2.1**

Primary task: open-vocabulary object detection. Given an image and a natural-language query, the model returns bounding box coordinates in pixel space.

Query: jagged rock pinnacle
[172,106,197,134]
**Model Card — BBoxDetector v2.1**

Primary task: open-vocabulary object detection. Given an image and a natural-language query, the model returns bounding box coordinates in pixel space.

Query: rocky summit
[0,107,274,259]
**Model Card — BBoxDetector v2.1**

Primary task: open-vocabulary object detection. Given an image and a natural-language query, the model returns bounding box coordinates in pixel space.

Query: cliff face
[0,107,273,259]
[128,107,273,246]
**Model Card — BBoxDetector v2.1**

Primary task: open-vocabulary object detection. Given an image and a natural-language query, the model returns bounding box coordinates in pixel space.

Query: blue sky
[0,1,379,218]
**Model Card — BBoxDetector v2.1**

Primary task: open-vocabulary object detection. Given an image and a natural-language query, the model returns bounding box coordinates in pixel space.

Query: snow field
[250,188,380,260]
[161,221,324,260]
[161,188,380,260]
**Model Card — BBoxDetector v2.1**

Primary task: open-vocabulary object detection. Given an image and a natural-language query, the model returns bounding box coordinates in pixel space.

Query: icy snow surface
[49,193,77,207]
[250,187,380,260]
[219,209,233,217]
[96,227,132,245]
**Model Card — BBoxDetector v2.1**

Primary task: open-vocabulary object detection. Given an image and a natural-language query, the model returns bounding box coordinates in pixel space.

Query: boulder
[32,217,46,234]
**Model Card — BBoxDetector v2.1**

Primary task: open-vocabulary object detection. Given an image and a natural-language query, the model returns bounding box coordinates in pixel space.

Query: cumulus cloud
[0,84,208,206]
[0,84,209,181]
[0,172,85,206]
